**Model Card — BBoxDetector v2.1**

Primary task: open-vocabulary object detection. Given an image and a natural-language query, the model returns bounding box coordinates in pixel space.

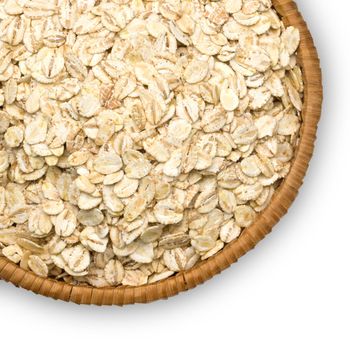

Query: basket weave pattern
[0,0,323,305]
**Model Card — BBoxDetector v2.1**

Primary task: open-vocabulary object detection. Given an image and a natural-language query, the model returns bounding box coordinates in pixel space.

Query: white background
[0,1,349,349]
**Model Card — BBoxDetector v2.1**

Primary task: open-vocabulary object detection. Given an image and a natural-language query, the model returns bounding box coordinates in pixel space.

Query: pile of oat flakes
[0,0,303,287]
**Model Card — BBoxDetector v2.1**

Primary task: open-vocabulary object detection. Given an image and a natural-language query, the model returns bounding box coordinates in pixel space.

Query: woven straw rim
[0,0,323,305]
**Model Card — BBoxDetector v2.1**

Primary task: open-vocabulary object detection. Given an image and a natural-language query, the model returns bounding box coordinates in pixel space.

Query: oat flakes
[0,0,303,287]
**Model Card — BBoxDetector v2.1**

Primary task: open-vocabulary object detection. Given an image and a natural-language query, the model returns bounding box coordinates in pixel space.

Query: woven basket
[0,0,322,305]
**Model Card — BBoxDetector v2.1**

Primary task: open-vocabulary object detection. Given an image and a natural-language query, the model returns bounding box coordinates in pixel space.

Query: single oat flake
[0,0,303,287]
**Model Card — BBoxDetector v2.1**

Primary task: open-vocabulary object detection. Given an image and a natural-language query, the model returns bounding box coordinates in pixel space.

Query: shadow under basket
[0,0,323,306]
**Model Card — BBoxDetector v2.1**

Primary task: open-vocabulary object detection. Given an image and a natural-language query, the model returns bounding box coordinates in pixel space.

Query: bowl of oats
[0,0,322,305]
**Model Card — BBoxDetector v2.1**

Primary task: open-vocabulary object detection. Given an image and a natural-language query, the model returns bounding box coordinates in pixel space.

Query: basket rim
[0,0,323,306]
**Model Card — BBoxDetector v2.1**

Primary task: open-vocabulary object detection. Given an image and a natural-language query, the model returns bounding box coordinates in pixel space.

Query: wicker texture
[0,0,323,305]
